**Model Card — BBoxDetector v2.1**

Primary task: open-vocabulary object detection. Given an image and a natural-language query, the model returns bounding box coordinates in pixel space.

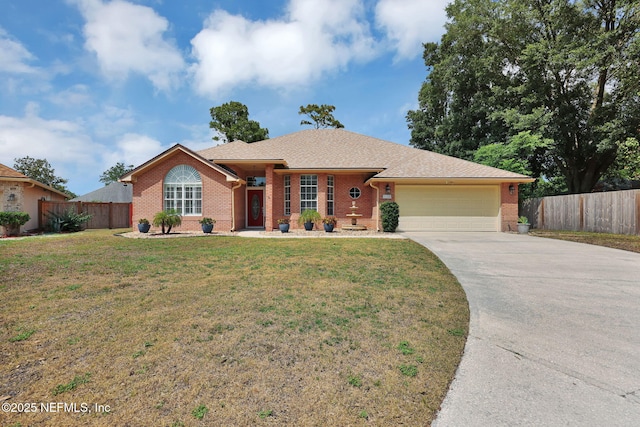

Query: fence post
[108,202,113,229]
[579,196,584,231]
[636,193,640,235]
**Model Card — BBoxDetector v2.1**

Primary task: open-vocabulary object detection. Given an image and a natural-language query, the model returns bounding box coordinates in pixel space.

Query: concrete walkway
[404,232,640,427]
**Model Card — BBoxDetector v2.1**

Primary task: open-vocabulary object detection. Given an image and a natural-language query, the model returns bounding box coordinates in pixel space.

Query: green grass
[0,229,469,426]
[530,230,640,253]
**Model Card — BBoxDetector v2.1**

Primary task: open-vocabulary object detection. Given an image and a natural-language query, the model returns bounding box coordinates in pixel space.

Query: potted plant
[322,216,337,232]
[517,216,530,234]
[277,217,290,233]
[199,217,216,233]
[138,218,151,233]
[298,209,321,231]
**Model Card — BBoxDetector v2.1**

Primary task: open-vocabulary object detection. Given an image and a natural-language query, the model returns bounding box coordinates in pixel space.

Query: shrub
[199,217,216,225]
[298,209,321,225]
[322,216,337,225]
[46,209,92,232]
[380,201,399,232]
[0,211,30,236]
[153,210,182,234]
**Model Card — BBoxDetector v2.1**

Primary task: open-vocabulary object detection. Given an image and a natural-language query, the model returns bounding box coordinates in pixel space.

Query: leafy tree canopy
[209,101,269,143]
[299,104,344,129]
[407,0,640,194]
[14,156,74,197]
[100,162,134,185]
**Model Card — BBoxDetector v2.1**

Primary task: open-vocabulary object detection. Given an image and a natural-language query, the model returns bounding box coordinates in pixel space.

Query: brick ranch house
[1,163,69,233]
[120,129,533,233]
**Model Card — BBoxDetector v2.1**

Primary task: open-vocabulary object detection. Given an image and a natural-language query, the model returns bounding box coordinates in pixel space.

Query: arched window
[164,165,202,215]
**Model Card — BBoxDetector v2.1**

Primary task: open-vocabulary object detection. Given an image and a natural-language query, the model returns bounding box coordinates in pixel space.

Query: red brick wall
[268,172,377,230]
[501,182,519,232]
[132,152,235,232]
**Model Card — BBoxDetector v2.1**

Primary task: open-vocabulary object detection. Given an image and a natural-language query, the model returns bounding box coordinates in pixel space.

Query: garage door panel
[396,185,499,232]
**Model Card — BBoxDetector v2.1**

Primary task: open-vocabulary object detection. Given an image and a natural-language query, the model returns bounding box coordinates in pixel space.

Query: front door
[247,189,264,227]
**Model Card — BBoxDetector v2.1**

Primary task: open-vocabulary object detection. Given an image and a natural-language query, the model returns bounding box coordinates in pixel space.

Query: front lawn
[530,229,640,254]
[0,230,468,426]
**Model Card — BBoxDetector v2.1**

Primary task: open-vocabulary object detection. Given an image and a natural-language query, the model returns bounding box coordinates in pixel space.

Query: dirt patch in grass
[530,230,640,254]
[0,229,468,426]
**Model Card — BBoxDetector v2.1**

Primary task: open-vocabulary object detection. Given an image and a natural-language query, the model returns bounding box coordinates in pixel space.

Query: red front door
[247,189,264,227]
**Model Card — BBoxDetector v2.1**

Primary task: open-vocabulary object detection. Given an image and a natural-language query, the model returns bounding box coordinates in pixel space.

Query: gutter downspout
[230,180,243,232]
[369,181,380,231]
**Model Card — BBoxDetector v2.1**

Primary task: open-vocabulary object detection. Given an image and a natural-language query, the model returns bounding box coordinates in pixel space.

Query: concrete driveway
[405,232,640,427]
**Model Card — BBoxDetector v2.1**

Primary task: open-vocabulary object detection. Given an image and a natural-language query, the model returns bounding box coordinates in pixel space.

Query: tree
[209,101,269,143]
[299,104,344,129]
[100,162,134,185]
[13,156,74,196]
[407,0,640,194]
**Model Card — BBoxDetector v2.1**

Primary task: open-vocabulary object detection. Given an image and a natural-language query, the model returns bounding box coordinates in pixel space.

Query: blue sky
[0,0,450,195]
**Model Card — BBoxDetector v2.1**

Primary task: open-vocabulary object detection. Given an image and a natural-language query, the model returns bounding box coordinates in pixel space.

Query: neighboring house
[120,129,533,233]
[70,181,133,203]
[0,163,69,233]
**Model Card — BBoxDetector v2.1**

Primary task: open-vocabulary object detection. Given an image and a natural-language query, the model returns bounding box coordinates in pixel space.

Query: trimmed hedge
[380,201,399,232]
[0,211,30,236]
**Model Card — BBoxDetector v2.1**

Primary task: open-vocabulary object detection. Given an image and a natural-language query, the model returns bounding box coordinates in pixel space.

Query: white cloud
[102,133,167,170]
[72,0,185,91]
[48,84,93,107]
[375,0,448,60]
[0,103,95,165]
[0,27,39,74]
[189,0,377,96]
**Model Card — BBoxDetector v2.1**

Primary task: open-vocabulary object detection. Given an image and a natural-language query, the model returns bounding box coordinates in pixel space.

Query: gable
[120,144,241,183]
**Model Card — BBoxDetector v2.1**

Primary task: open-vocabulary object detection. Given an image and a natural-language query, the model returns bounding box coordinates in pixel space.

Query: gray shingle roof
[197,129,532,181]
[70,181,133,203]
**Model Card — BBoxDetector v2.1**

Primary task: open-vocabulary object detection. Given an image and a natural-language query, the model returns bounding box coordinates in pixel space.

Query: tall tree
[13,156,74,196]
[209,101,269,143]
[299,104,345,129]
[407,0,640,194]
[100,162,134,185]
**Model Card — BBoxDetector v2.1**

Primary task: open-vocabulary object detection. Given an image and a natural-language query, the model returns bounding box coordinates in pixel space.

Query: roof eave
[366,176,536,185]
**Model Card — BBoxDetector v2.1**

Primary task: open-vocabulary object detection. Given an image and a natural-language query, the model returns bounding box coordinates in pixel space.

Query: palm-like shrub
[153,209,182,234]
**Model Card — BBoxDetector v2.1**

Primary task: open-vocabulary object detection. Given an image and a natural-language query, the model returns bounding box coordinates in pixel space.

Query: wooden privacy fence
[38,201,132,230]
[521,189,640,235]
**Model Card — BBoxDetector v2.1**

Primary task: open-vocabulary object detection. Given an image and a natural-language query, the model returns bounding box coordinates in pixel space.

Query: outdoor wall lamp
[8,193,16,202]
[509,184,515,195]
[385,184,391,194]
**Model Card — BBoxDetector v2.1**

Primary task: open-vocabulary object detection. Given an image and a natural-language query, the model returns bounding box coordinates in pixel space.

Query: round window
[349,187,361,199]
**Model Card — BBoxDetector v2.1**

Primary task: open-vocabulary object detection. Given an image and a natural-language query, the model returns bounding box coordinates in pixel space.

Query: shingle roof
[70,181,133,202]
[0,163,71,197]
[197,129,532,181]
[0,163,29,179]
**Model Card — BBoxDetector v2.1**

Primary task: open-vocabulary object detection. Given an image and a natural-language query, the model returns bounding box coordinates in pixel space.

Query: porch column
[265,164,274,230]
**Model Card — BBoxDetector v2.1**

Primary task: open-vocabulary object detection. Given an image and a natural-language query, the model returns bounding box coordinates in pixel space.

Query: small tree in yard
[153,210,182,234]
[380,202,399,232]
[0,212,30,236]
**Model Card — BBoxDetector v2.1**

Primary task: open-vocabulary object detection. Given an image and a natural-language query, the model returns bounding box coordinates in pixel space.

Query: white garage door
[396,185,500,231]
